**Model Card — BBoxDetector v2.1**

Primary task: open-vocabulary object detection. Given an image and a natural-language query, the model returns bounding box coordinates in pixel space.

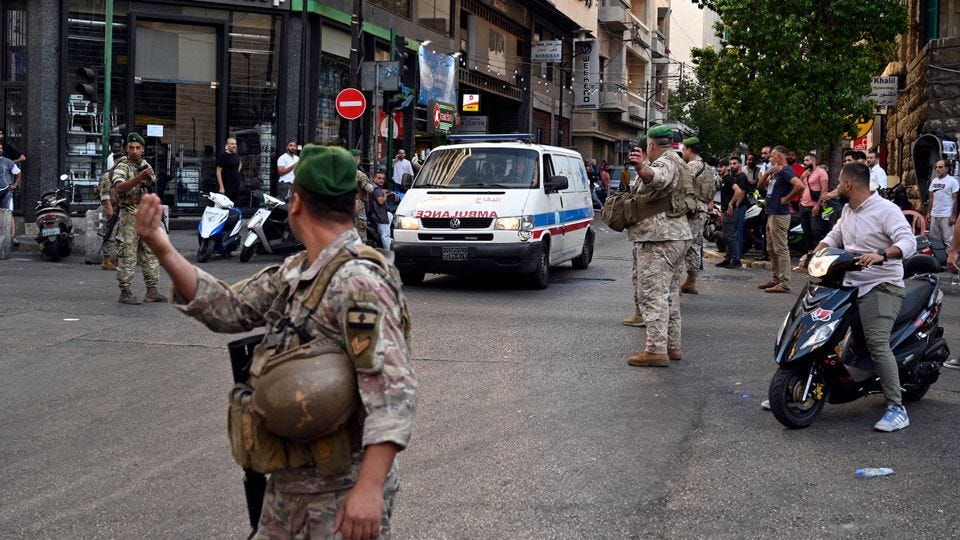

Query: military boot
[144,288,168,303]
[668,347,682,361]
[680,275,698,294]
[101,255,117,271]
[622,308,645,327]
[627,351,670,367]
[119,291,141,305]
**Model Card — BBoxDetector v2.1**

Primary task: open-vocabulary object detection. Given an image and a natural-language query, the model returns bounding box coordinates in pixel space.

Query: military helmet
[252,350,358,443]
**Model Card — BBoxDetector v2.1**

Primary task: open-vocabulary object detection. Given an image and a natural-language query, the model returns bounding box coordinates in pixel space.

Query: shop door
[130,19,223,211]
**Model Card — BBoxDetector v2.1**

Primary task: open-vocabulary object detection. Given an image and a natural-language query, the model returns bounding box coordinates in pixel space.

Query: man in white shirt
[276,140,299,201]
[391,149,416,191]
[866,150,888,191]
[926,160,958,246]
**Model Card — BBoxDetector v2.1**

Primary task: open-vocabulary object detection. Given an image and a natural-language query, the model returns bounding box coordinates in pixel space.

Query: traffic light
[75,67,97,100]
[392,35,409,82]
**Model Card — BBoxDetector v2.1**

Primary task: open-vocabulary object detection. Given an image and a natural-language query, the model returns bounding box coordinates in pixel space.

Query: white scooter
[197,192,243,262]
[239,193,302,262]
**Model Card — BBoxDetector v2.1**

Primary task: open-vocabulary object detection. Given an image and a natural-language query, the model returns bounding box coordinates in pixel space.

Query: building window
[316,53,349,146]
[370,0,410,18]
[418,0,451,34]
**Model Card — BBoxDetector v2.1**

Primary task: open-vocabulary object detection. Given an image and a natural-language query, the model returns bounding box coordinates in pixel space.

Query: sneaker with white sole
[944,358,960,370]
[761,399,771,411]
[874,404,910,432]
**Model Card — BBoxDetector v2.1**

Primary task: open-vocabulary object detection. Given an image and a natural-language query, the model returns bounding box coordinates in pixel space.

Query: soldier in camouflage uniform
[96,155,122,271]
[112,133,166,305]
[134,144,417,539]
[626,125,693,367]
[352,149,375,244]
[680,137,711,295]
[623,135,647,328]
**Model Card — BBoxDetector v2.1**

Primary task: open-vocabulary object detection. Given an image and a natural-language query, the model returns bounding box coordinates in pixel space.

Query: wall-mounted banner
[467,15,518,83]
[462,93,480,112]
[532,40,562,62]
[573,38,599,110]
[418,47,457,107]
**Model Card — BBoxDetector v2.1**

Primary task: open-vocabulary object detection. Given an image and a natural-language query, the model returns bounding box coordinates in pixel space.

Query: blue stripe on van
[531,207,593,227]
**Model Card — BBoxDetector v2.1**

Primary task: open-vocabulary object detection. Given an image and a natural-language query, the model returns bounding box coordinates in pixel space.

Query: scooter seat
[895,279,934,326]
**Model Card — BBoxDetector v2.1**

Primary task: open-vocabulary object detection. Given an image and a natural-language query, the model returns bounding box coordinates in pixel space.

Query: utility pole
[386,27,396,184]
[348,0,363,150]
[101,0,114,166]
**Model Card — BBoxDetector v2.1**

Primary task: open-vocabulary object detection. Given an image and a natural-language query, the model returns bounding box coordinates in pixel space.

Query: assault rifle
[227,334,267,538]
[98,212,119,256]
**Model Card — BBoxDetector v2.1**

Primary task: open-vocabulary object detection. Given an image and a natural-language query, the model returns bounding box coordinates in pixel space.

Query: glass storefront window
[370,0,410,18]
[417,0,451,35]
[316,53,349,146]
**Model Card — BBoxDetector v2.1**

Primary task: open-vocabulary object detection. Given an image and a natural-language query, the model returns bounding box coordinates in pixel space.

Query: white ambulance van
[392,134,595,289]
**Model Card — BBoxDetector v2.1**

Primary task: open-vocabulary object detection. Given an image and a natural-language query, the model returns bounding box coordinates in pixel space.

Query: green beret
[683,136,700,147]
[635,135,647,148]
[647,125,673,139]
[349,148,361,156]
[294,145,356,197]
[127,132,145,145]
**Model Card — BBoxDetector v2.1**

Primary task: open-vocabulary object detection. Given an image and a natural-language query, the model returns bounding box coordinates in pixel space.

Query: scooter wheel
[197,238,214,263]
[769,366,826,429]
[239,245,255,263]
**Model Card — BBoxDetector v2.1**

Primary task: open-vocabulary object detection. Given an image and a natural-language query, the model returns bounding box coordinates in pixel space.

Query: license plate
[41,226,60,237]
[441,247,468,261]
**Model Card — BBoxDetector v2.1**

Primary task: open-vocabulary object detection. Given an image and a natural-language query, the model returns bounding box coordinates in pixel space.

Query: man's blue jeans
[733,205,747,260]
[724,205,748,261]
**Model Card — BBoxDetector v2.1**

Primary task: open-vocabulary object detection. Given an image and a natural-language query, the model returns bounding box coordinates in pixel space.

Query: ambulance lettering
[415,210,499,218]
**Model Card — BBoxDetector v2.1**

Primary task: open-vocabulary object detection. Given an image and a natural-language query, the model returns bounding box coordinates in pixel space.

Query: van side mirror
[546,175,568,192]
[402,173,414,188]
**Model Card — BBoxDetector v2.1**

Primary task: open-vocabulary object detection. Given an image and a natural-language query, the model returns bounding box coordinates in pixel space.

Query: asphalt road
[2,222,960,538]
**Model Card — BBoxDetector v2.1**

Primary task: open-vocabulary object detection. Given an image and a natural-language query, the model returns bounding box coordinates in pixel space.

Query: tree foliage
[668,78,741,158]
[690,0,907,154]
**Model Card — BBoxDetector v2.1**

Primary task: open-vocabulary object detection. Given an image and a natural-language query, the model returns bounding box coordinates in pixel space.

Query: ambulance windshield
[415,147,539,189]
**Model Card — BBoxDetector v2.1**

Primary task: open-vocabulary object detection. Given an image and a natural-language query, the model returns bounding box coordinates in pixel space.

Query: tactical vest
[227,244,411,475]
[600,152,697,232]
[113,160,149,207]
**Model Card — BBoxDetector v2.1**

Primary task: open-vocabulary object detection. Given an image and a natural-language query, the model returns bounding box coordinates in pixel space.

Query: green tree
[690,0,906,176]
[668,77,740,159]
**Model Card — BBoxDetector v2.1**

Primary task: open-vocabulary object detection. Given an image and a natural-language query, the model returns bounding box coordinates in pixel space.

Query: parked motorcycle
[767,248,949,429]
[703,206,725,251]
[239,193,302,262]
[197,192,243,262]
[916,235,947,270]
[34,174,74,261]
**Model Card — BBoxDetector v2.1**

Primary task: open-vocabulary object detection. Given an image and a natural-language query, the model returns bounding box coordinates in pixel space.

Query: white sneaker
[874,404,910,432]
[943,358,960,370]
[761,399,771,411]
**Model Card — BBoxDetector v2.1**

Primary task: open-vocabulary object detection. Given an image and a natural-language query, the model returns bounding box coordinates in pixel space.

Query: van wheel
[572,230,594,270]
[527,243,550,289]
[400,272,425,286]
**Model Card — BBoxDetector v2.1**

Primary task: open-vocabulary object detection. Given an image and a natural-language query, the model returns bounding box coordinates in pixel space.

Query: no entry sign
[336,88,367,120]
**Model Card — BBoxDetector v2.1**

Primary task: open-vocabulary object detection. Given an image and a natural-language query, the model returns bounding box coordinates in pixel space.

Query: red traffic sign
[336,88,367,120]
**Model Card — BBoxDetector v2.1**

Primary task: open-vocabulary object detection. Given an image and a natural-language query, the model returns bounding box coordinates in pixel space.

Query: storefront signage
[573,39,600,110]
[462,94,480,112]
[378,111,404,139]
[418,47,457,106]
[457,116,488,133]
[869,76,897,106]
[147,124,163,137]
[428,101,457,134]
[532,40,562,62]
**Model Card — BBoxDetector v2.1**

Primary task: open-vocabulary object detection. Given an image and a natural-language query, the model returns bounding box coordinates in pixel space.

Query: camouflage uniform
[173,228,417,538]
[96,159,121,263]
[355,169,375,243]
[683,156,709,279]
[112,158,160,294]
[628,151,692,354]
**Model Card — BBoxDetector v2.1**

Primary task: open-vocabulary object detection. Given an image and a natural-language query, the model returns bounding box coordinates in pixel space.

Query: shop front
[64,0,286,212]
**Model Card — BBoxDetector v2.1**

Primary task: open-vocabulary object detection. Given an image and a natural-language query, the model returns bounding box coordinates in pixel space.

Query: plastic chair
[902,210,927,236]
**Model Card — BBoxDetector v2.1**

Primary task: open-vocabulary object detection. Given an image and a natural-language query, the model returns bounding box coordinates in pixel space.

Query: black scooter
[239,193,302,262]
[34,174,74,262]
[768,248,949,429]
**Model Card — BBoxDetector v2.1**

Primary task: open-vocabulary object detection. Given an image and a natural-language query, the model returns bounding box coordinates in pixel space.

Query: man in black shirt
[717,156,750,268]
[215,137,242,204]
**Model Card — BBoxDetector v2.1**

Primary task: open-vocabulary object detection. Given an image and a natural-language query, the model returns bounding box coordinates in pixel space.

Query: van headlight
[801,320,839,350]
[495,216,534,230]
[396,216,420,230]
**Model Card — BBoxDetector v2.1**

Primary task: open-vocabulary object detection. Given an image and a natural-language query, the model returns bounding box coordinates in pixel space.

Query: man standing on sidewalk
[757,145,803,293]
[275,140,298,201]
[717,156,749,268]
[625,126,693,367]
[798,153,828,251]
[926,160,958,247]
[112,132,167,305]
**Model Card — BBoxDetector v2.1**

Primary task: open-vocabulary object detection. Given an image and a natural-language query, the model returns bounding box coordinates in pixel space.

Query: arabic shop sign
[869,76,898,107]
[428,100,458,134]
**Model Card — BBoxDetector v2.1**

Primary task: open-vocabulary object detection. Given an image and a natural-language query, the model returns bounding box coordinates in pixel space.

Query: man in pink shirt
[798,153,829,251]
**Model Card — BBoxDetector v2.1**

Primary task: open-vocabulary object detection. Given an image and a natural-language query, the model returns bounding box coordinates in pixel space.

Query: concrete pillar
[0,208,11,259]
[283,14,304,146]
[84,209,101,264]
[24,0,62,221]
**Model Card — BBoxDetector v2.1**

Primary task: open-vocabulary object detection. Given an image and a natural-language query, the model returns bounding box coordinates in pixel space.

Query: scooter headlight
[801,320,839,350]
[808,254,839,278]
[396,216,420,230]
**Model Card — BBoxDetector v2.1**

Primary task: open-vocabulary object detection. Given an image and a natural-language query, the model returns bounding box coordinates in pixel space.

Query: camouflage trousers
[255,474,399,539]
[634,240,686,354]
[354,199,367,243]
[684,213,707,277]
[116,209,160,292]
